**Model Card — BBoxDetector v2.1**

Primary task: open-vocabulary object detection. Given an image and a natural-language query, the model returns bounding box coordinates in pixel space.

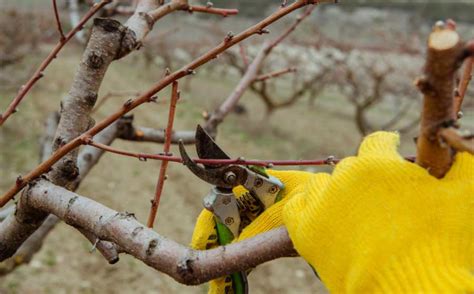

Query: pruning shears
[179,125,285,294]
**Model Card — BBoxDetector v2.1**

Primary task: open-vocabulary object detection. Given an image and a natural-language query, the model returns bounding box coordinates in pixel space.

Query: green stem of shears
[215,221,247,294]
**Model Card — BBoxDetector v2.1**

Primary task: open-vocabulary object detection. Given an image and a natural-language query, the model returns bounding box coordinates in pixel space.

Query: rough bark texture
[50,18,129,189]
[22,180,297,285]
[0,121,120,262]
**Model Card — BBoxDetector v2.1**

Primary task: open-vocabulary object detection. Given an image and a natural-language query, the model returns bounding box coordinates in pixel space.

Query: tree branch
[20,180,297,285]
[92,91,142,114]
[454,56,473,116]
[186,5,238,17]
[0,120,121,268]
[439,127,474,154]
[415,21,467,178]
[117,115,196,144]
[52,0,65,40]
[87,140,341,166]
[103,1,238,18]
[147,81,180,228]
[254,67,297,82]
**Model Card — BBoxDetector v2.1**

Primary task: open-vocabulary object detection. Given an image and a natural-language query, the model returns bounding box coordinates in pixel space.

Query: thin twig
[104,2,238,18]
[0,0,326,207]
[239,43,249,68]
[439,128,474,154]
[148,0,238,22]
[52,0,65,40]
[0,0,112,126]
[187,5,239,17]
[92,91,142,114]
[454,56,473,116]
[266,5,316,52]
[254,67,297,82]
[89,140,341,166]
[147,82,180,228]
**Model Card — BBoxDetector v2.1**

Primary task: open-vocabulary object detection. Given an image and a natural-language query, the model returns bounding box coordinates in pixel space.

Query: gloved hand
[283,132,474,293]
[190,169,315,293]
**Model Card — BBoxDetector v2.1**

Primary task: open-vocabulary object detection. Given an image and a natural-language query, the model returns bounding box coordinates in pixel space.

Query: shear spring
[236,191,265,232]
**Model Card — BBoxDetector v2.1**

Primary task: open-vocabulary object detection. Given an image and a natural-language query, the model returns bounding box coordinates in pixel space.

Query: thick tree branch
[0,120,121,267]
[20,180,297,285]
[77,227,122,264]
[415,21,467,178]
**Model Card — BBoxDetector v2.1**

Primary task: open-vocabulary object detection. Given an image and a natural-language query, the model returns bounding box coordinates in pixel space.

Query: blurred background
[1,0,473,293]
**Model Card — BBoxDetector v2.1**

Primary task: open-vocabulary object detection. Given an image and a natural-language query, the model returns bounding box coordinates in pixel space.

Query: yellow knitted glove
[283,131,474,293]
[190,170,315,293]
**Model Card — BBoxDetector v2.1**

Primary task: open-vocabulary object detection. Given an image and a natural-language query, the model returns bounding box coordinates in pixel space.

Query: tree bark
[21,180,297,285]
[415,25,464,178]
